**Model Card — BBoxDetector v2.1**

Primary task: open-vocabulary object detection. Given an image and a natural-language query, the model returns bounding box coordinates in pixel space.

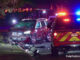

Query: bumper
[52,45,80,55]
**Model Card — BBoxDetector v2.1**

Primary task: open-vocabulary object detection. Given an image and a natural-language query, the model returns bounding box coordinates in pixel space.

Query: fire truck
[49,11,80,56]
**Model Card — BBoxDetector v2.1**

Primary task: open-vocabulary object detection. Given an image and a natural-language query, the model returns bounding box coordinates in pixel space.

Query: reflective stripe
[56,32,80,42]
[69,37,80,41]
[65,34,71,41]
[56,33,61,39]
[57,33,66,41]
[60,32,71,42]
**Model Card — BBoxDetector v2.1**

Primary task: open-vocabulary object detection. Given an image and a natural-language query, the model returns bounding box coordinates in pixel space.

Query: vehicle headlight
[25,49,29,52]
[18,32,23,36]
[25,44,30,46]
[12,37,17,40]
[24,31,31,34]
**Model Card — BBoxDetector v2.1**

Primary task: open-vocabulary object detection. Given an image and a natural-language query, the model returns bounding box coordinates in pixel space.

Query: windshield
[15,20,36,29]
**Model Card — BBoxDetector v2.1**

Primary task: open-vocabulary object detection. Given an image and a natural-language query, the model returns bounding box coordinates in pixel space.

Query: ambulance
[50,11,80,56]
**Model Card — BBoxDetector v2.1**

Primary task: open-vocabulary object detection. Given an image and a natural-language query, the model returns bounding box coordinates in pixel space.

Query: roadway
[0,43,80,60]
[34,54,80,60]
[0,43,33,60]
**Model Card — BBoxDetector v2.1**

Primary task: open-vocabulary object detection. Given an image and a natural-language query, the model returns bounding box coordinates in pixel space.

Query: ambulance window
[35,22,41,28]
[41,21,45,27]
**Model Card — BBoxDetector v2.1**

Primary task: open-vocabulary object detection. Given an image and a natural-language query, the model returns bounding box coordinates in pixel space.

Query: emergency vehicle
[49,11,80,56]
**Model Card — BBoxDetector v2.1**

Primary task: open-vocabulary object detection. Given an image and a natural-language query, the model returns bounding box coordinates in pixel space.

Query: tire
[51,44,58,56]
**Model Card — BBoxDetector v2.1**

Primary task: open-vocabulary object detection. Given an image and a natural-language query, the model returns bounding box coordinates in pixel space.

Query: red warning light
[56,12,67,16]
[18,8,22,12]
[30,8,32,11]
[5,10,8,13]
[22,9,26,12]
[54,33,57,36]
[26,8,29,12]
[63,18,70,22]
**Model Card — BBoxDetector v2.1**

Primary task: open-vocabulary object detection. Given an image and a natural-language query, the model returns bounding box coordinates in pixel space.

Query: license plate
[71,33,78,37]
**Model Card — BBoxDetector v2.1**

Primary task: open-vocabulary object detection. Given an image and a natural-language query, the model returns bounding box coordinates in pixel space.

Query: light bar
[76,11,80,15]
[56,12,67,16]
[77,18,80,21]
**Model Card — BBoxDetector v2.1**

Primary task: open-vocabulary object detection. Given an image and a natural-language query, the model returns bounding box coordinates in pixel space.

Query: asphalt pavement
[0,43,25,54]
[34,54,80,60]
[0,43,35,60]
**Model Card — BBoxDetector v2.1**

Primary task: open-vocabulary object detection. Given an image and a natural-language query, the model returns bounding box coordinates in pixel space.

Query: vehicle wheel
[51,44,58,56]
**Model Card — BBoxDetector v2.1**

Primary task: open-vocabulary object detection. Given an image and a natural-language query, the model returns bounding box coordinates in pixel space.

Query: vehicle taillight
[54,32,57,36]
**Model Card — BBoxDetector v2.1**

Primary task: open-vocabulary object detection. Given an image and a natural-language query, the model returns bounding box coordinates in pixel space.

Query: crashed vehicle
[9,19,36,45]
[9,18,51,45]
[31,18,51,44]
[9,18,51,56]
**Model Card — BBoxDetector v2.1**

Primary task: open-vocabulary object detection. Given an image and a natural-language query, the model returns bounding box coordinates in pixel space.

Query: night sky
[23,0,80,8]
[1,0,80,28]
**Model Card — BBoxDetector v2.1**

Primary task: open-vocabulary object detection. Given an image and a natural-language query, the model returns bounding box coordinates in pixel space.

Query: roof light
[76,18,80,21]
[57,12,67,16]
[76,11,80,15]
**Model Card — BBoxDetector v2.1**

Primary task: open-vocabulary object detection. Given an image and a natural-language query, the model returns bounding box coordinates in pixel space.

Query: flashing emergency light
[63,18,70,22]
[76,11,80,15]
[76,18,80,21]
[56,12,67,16]
[54,33,57,36]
